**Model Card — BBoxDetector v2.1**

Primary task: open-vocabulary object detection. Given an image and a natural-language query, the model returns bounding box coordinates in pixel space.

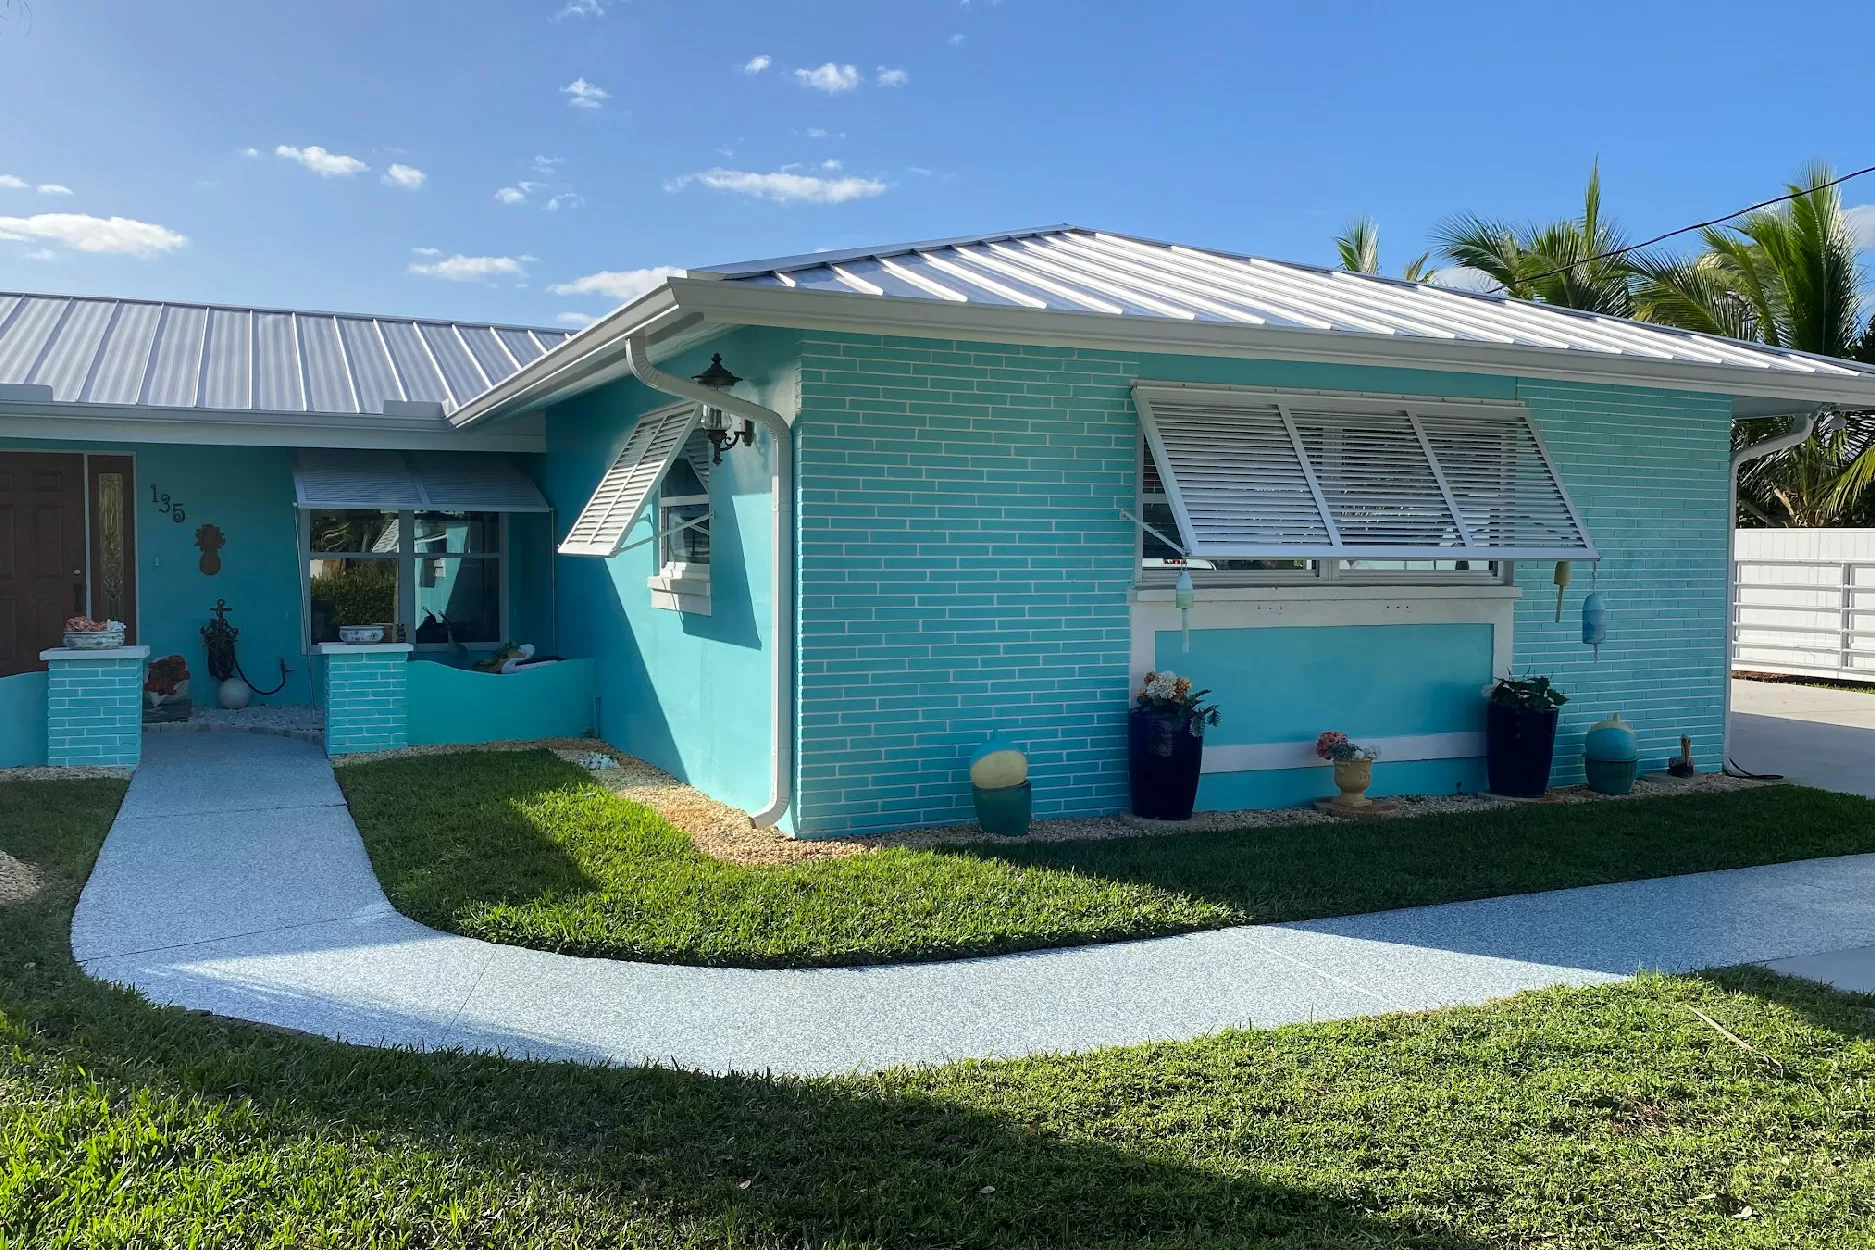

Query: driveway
[1730,678,1875,798]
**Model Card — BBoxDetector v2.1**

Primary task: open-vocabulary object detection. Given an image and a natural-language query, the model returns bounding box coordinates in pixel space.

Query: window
[1134,386,1593,586]
[647,450,712,614]
[305,509,506,646]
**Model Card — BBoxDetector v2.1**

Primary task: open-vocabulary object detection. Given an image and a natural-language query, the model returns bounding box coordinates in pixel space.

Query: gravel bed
[146,705,324,733]
[0,850,41,905]
[0,765,134,783]
[332,738,1769,867]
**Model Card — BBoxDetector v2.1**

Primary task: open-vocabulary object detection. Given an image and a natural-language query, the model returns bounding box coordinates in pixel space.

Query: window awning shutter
[1135,386,1596,561]
[558,402,700,557]
[292,449,549,512]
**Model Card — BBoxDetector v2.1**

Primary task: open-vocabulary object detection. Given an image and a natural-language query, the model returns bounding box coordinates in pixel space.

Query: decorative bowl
[62,628,126,649]
[338,625,386,644]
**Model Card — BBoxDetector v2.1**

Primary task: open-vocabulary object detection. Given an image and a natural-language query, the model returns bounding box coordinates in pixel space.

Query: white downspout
[1722,408,1820,766]
[624,334,795,829]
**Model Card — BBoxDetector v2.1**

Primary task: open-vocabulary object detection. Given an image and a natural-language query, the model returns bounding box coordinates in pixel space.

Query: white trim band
[1201,731,1484,774]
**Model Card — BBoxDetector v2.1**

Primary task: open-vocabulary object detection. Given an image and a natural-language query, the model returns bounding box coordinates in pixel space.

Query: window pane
[415,556,499,643]
[310,510,400,554]
[660,501,710,567]
[1139,495,1312,575]
[1339,559,1499,574]
[308,557,401,643]
[414,511,499,555]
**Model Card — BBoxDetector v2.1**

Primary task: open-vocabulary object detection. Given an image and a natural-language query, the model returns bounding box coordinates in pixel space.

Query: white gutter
[623,334,795,829]
[1721,408,1821,768]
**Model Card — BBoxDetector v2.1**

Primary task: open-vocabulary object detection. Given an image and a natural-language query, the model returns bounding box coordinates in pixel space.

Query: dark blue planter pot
[1128,709,1204,820]
[1486,702,1559,797]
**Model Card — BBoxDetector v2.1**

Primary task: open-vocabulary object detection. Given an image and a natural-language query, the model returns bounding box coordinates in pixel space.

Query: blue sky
[5,0,1875,330]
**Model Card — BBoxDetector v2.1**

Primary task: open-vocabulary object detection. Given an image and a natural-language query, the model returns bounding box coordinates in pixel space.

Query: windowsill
[648,570,712,615]
[1131,583,1524,605]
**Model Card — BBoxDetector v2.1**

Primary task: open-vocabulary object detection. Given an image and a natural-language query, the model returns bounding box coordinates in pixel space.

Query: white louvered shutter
[558,403,700,557]
[1135,387,1595,561]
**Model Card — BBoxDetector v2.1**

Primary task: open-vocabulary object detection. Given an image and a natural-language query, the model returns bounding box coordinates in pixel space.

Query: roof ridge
[0,287,566,335]
[690,225,1087,279]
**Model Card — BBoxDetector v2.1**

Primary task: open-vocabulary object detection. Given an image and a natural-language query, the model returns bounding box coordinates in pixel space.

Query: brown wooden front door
[0,452,89,676]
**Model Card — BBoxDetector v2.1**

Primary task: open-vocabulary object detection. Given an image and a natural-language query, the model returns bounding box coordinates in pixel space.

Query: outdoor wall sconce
[693,353,755,464]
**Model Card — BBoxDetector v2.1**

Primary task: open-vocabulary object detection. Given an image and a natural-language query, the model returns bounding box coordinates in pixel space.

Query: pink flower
[1315,731,1349,761]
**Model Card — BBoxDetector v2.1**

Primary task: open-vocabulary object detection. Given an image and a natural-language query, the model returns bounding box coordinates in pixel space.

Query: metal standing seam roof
[694,225,1875,384]
[0,291,571,417]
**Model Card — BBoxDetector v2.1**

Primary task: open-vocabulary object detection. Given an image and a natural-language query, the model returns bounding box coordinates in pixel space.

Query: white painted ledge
[1200,731,1485,774]
[1132,583,1524,604]
[312,643,414,656]
[40,645,150,661]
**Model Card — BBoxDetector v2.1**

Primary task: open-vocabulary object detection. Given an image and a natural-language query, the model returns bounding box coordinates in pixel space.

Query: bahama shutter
[558,402,700,557]
[1134,385,1595,561]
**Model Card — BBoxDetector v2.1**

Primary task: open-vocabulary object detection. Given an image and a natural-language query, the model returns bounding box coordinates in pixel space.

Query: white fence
[1732,529,1875,680]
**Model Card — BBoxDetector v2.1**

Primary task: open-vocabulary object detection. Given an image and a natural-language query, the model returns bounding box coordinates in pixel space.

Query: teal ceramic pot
[1583,713,1639,795]
[972,781,1032,837]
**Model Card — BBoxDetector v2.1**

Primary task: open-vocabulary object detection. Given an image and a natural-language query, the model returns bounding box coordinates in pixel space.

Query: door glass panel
[95,471,128,623]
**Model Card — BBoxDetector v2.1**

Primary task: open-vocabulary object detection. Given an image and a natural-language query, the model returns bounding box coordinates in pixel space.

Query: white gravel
[0,850,40,905]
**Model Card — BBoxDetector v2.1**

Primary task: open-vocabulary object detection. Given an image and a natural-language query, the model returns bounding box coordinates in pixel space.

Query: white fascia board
[0,401,545,451]
[664,282,1875,410]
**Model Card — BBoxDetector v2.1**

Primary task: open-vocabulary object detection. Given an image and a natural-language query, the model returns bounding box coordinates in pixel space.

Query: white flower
[1145,671,1179,701]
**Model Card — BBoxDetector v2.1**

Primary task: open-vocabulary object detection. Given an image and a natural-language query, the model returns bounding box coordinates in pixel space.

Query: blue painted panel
[1156,623,1493,745]
[0,670,49,767]
[405,657,597,745]
[1196,757,1488,809]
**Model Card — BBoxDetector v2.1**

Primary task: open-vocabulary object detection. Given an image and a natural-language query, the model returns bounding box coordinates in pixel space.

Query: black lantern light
[693,353,754,464]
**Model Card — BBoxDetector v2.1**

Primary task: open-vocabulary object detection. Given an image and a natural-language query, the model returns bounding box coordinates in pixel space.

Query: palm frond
[1334,217,1381,275]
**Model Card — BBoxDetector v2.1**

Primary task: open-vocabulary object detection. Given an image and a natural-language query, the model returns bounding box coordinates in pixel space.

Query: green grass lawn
[5,777,1875,1247]
[339,749,1875,968]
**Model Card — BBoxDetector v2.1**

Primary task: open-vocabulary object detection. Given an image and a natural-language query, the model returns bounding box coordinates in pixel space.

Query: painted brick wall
[46,654,144,767]
[1512,381,1734,780]
[793,334,1140,836]
[323,650,409,755]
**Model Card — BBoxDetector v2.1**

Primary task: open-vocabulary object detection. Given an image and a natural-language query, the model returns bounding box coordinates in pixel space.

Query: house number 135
[149,485,188,523]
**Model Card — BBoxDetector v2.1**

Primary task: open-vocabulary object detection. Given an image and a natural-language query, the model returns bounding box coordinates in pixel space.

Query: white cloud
[947,33,965,45]
[742,54,771,74]
[556,0,604,17]
[0,174,27,189]
[549,265,683,301]
[1846,204,1875,251]
[666,167,887,205]
[495,185,527,204]
[411,246,441,256]
[275,144,368,176]
[822,159,844,171]
[0,212,187,257]
[876,67,908,87]
[239,147,261,158]
[1426,265,1499,294]
[561,78,610,109]
[532,154,564,175]
[556,311,597,328]
[381,164,425,190]
[408,253,528,281]
[794,62,860,92]
[805,127,828,138]
[22,248,58,261]
[544,192,584,211]
[36,183,73,195]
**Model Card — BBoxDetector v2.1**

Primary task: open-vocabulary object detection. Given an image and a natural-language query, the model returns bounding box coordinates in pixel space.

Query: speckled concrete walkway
[72,733,1875,1076]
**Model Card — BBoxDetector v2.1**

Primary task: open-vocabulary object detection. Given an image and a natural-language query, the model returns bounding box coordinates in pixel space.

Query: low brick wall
[316,643,412,755]
[40,646,149,768]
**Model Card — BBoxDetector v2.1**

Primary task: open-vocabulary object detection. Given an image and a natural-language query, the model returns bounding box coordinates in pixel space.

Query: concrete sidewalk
[73,732,1875,1076]
[1730,678,1875,798]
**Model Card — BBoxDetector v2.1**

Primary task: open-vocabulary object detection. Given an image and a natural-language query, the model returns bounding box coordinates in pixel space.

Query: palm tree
[1631,163,1875,524]
[1431,163,1636,315]
[1332,217,1432,282]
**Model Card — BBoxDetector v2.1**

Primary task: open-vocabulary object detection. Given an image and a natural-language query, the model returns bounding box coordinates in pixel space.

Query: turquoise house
[7,226,1875,836]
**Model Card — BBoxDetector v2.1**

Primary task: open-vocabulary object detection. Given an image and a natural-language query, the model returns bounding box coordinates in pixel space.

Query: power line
[1471,162,1875,290]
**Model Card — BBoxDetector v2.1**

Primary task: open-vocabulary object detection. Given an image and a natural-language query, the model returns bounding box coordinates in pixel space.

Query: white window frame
[1133,382,1597,588]
[301,509,510,651]
[647,490,712,615]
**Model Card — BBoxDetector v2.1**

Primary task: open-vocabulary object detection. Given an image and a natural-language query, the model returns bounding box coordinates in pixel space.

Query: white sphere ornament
[217,677,252,710]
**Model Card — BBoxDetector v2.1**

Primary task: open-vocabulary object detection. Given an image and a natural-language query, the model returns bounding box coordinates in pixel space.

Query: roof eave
[462,281,1875,426]
[0,398,546,451]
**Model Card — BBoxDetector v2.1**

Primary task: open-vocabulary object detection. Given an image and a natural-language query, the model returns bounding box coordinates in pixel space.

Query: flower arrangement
[1134,670,1221,737]
[144,655,190,697]
[1315,731,1380,763]
[1488,675,1568,710]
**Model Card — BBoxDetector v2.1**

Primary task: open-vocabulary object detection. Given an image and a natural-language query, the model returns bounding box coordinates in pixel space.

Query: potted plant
[1487,675,1568,797]
[1315,732,1382,808]
[1128,670,1220,821]
[142,654,192,723]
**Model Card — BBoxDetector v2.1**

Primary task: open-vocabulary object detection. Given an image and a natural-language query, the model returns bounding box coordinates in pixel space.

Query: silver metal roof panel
[0,290,568,418]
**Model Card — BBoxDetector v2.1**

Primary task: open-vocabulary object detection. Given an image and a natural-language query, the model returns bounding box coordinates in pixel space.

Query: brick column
[316,643,413,756]
[40,645,150,768]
